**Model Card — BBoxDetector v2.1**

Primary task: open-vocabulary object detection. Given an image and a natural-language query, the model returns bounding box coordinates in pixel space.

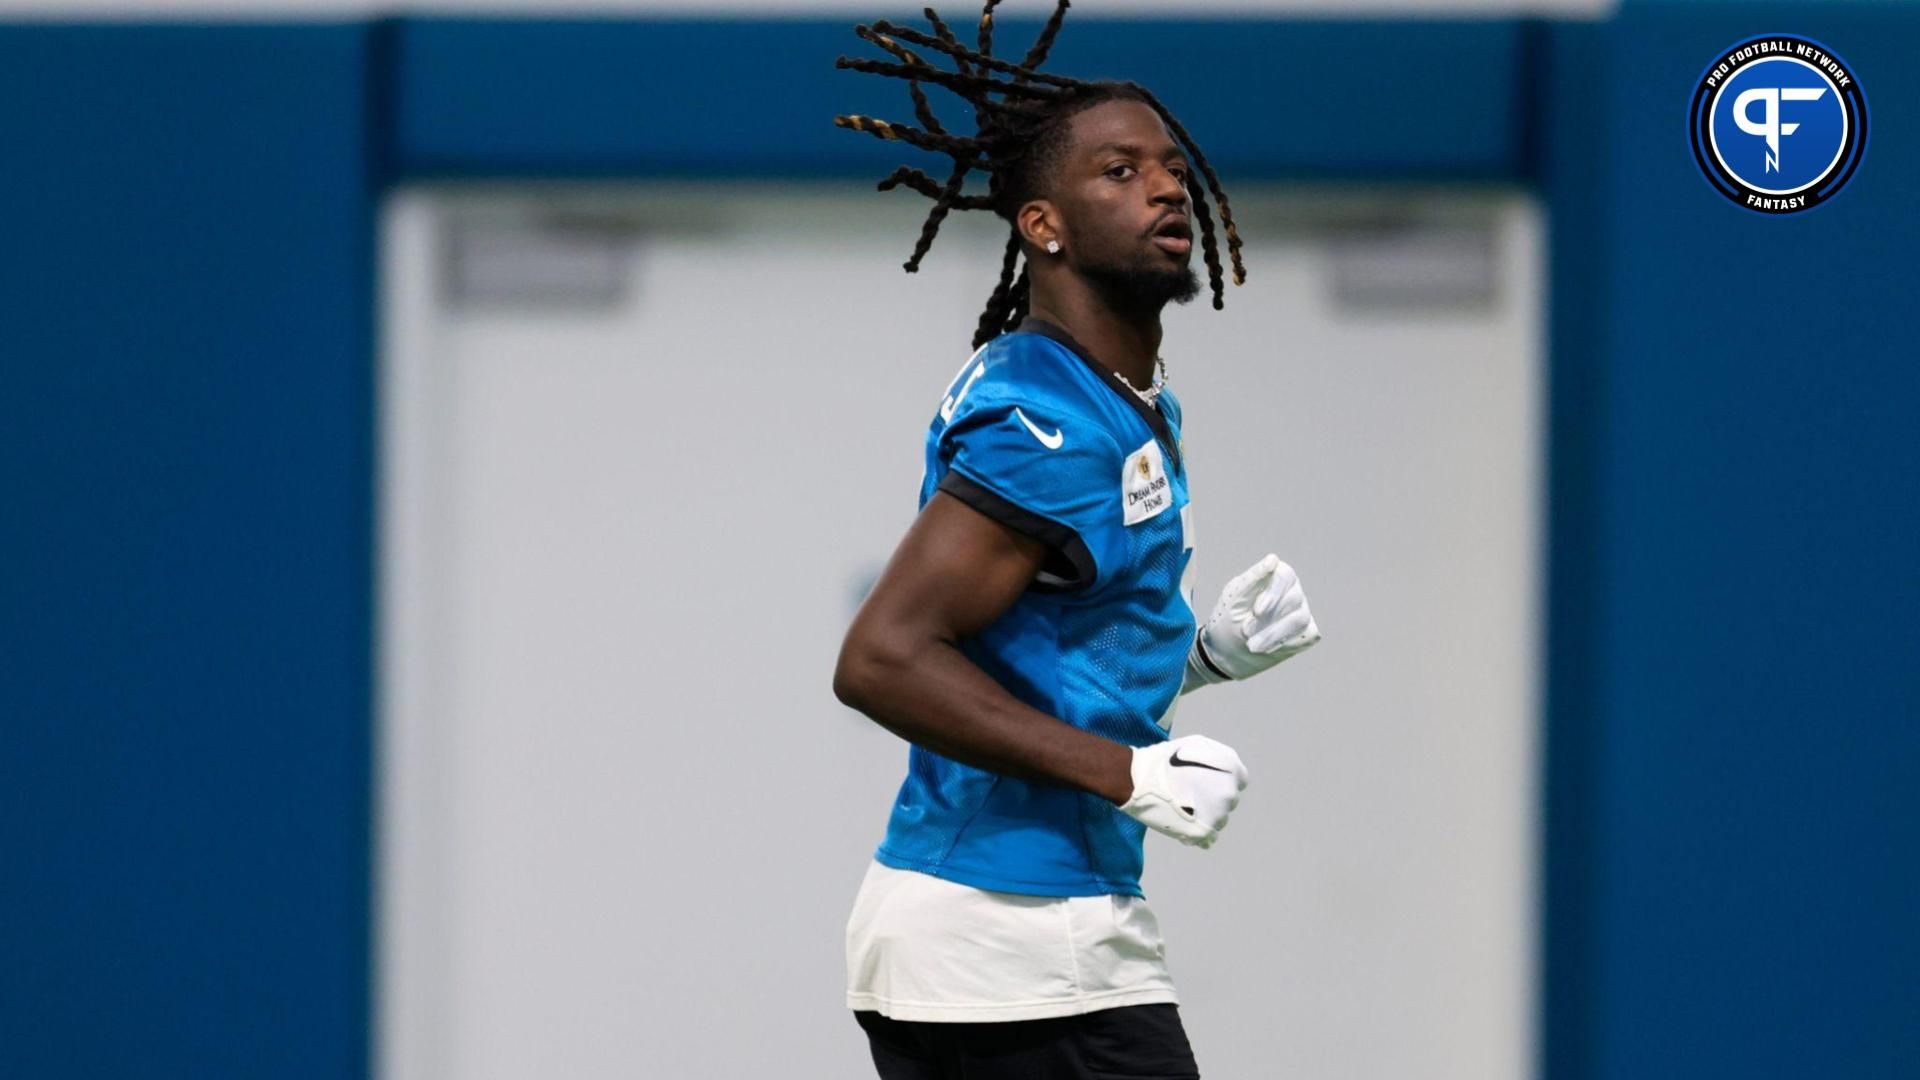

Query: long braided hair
[833,0,1246,349]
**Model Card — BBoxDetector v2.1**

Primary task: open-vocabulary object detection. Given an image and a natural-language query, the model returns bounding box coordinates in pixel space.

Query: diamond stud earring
[1046,240,1061,254]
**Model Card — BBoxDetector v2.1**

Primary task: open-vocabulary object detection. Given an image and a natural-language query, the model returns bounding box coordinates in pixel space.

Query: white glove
[1118,734,1250,849]
[1184,553,1321,691]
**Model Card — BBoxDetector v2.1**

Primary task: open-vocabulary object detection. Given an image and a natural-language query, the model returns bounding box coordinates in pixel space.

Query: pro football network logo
[1689,35,1868,214]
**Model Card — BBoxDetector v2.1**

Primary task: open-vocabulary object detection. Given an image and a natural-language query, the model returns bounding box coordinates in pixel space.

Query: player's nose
[1149,163,1188,207]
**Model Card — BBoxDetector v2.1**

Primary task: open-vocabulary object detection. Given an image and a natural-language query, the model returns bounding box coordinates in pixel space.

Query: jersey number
[939,359,987,424]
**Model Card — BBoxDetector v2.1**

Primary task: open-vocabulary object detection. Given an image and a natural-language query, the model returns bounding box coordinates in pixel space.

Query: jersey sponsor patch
[1122,440,1172,526]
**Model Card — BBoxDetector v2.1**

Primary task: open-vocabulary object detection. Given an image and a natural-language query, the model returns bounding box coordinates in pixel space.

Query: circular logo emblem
[1690,35,1868,214]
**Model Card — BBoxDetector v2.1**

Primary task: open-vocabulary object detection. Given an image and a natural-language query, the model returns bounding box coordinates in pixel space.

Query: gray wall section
[0,24,377,1080]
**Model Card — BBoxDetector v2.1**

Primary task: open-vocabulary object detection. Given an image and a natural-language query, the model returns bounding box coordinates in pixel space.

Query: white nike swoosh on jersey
[1013,407,1064,449]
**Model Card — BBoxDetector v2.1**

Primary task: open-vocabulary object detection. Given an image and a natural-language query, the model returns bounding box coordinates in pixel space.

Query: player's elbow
[832,647,868,712]
[832,634,877,712]
[832,629,911,714]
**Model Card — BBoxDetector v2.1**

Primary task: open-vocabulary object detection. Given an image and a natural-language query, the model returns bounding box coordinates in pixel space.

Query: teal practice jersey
[873,316,1197,898]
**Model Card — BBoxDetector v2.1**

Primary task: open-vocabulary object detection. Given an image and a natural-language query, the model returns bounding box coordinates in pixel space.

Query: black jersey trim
[936,469,1098,593]
[1014,315,1181,473]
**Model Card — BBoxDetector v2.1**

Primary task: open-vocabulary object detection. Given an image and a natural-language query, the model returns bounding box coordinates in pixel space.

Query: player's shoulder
[946,328,1108,425]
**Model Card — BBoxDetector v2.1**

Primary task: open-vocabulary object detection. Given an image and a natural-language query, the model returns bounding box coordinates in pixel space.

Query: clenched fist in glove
[1118,734,1250,848]
[1184,554,1321,691]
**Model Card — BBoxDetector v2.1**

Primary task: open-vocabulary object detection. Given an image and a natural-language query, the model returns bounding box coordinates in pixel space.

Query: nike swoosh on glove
[1118,734,1250,849]
[1185,553,1321,691]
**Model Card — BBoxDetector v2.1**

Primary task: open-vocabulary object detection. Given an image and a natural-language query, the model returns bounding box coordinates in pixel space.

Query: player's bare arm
[833,491,1135,807]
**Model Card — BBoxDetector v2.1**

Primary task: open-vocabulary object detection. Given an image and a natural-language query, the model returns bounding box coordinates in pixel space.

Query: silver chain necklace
[1114,357,1169,407]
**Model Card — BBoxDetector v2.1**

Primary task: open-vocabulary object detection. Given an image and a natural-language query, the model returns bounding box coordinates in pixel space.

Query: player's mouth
[1150,216,1192,256]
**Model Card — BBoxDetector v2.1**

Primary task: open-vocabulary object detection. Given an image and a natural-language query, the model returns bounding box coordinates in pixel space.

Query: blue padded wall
[0,24,378,1080]
[1541,5,1920,1078]
[390,16,1528,179]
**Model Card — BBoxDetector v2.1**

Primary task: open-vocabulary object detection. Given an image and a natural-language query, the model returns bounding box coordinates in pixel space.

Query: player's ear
[1017,200,1064,255]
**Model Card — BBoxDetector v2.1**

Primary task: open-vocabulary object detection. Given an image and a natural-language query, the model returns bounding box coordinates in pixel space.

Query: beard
[1077,249,1203,314]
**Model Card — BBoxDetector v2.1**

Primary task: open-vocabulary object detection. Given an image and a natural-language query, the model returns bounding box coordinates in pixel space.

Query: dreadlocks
[833,0,1247,349]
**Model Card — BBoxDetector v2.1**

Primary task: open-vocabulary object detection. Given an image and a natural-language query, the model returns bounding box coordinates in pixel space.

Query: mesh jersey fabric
[872,317,1198,899]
